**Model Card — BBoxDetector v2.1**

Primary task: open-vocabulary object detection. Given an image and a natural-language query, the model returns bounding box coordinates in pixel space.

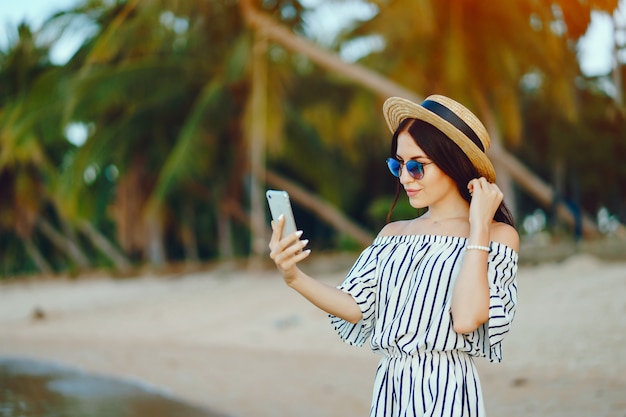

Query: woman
[269,95,519,416]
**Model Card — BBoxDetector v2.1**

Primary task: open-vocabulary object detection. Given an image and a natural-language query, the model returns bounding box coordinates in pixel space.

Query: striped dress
[330,235,518,417]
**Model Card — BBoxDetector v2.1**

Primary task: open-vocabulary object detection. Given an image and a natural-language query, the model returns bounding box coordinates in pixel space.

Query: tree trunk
[60,218,82,251]
[265,169,374,247]
[247,29,269,264]
[36,217,91,269]
[217,201,234,260]
[613,14,623,109]
[239,1,599,237]
[78,220,132,272]
[113,155,152,260]
[145,212,166,267]
[488,144,597,235]
[22,236,53,275]
[477,97,518,220]
[239,0,421,103]
[180,202,199,264]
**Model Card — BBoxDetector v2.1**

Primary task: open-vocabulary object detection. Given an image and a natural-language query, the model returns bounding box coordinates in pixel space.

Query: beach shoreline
[1,254,625,416]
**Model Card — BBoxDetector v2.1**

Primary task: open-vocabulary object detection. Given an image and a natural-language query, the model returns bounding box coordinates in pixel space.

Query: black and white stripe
[330,235,518,417]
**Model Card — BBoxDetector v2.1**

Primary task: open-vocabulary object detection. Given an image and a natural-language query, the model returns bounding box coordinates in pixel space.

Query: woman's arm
[269,215,362,324]
[450,178,520,334]
[451,222,519,333]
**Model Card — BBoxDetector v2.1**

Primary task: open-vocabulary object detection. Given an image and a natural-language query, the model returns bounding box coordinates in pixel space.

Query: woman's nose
[399,165,414,183]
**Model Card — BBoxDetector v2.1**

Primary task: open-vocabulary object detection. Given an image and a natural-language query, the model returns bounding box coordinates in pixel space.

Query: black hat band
[421,100,485,153]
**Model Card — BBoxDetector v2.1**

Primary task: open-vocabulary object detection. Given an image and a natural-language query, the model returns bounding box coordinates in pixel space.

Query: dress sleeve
[329,244,380,347]
[462,244,518,362]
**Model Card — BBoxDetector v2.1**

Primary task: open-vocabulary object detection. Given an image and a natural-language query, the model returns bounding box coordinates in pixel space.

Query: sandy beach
[1,252,625,417]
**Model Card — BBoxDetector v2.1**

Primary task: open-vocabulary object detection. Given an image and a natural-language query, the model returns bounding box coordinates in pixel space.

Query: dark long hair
[387,118,515,227]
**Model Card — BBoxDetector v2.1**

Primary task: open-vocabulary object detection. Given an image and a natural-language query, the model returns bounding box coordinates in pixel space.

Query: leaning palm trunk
[78,220,132,272]
[265,169,374,247]
[487,145,597,234]
[239,0,598,237]
[22,235,53,275]
[36,216,90,269]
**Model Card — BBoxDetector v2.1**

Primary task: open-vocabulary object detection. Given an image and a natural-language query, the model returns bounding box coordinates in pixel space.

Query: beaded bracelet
[466,244,490,252]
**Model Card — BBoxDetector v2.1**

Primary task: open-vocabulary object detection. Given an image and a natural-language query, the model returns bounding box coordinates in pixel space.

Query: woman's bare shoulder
[490,222,520,251]
[377,220,413,237]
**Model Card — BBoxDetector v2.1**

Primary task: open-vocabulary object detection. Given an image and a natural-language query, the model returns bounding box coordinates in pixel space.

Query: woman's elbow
[452,314,488,334]
[453,321,479,334]
[346,311,363,324]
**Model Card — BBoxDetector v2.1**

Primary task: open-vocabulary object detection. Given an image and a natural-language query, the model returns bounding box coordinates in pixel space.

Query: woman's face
[395,131,459,209]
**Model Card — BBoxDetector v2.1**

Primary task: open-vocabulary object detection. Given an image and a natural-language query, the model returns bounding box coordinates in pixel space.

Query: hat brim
[383,97,497,183]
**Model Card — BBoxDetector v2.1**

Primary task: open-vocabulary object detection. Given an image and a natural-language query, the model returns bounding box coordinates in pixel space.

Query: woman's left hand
[467,177,504,227]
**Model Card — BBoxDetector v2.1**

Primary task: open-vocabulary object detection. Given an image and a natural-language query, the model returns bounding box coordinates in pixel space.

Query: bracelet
[466,244,490,252]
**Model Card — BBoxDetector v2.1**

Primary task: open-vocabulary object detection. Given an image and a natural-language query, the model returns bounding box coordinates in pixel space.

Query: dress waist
[381,348,470,360]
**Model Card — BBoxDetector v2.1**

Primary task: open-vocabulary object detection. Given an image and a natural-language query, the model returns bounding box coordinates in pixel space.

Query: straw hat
[383,95,496,182]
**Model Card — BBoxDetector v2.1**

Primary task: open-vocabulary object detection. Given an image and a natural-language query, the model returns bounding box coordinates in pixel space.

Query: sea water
[0,357,226,417]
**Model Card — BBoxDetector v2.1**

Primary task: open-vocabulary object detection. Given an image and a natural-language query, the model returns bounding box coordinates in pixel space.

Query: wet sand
[1,253,625,416]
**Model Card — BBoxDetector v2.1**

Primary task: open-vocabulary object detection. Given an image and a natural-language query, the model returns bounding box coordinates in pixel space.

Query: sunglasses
[386,158,432,180]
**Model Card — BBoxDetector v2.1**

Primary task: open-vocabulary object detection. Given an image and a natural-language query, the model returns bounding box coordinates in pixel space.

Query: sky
[0,0,87,63]
[0,0,624,76]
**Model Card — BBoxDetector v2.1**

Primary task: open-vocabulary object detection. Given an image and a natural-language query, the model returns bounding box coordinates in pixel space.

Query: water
[0,357,227,417]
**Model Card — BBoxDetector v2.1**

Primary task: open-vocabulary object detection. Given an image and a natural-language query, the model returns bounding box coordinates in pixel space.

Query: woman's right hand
[268,215,311,285]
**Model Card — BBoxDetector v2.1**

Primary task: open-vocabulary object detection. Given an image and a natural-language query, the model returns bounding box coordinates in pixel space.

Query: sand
[1,253,625,417]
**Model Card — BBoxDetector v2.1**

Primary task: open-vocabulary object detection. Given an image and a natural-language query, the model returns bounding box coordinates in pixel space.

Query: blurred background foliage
[0,0,624,278]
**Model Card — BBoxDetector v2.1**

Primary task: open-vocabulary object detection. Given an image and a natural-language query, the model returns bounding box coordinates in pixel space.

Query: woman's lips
[405,188,421,197]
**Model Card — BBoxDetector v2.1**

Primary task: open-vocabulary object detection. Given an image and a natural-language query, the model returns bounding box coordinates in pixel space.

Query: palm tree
[0,20,133,275]
[62,0,375,267]
[54,0,312,265]
[0,23,87,274]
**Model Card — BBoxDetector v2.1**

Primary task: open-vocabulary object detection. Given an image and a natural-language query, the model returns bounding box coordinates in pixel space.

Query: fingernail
[295,230,303,237]
[278,214,284,220]
[302,239,309,246]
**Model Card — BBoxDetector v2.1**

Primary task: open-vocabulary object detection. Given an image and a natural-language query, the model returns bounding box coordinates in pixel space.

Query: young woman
[268,95,519,416]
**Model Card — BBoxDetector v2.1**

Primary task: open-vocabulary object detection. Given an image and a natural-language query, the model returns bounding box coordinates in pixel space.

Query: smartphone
[266,190,298,239]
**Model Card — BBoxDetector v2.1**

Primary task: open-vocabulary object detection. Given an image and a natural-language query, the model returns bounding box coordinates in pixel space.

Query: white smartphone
[266,189,298,239]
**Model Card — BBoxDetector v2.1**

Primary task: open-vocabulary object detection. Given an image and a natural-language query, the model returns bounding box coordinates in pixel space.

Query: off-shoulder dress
[330,234,518,417]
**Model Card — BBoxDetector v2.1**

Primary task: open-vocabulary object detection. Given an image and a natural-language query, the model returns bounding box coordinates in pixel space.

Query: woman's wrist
[286,268,307,289]
[465,244,490,252]
[466,222,490,250]
[467,224,490,247]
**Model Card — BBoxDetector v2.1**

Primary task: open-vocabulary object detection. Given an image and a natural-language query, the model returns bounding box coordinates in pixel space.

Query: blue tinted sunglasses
[386,158,432,180]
